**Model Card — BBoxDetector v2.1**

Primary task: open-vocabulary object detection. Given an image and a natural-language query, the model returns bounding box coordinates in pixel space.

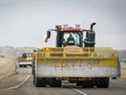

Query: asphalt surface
[0,65,126,95]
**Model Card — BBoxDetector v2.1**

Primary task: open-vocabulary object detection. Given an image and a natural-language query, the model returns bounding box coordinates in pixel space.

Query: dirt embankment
[0,47,17,80]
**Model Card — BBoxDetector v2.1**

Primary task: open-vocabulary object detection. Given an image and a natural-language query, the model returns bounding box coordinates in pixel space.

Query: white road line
[6,75,31,90]
[73,88,87,95]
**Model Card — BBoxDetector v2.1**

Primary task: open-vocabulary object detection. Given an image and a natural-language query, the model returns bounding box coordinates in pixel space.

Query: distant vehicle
[18,53,32,67]
[32,22,120,88]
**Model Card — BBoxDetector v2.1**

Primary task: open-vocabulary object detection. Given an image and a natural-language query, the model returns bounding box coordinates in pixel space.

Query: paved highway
[0,66,126,95]
[16,77,126,95]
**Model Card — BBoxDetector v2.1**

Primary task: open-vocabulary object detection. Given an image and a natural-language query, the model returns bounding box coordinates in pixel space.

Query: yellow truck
[18,53,32,67]
[32,23,120,88]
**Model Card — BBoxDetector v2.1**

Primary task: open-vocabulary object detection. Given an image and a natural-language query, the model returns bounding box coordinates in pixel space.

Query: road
[0,65,126,95]
[16,76,126,95]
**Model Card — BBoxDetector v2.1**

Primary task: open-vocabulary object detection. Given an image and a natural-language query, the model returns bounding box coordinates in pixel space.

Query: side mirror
[45,31,51,42]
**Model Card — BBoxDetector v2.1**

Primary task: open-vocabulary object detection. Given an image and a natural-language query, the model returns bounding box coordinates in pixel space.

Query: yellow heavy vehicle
[32,23,120,88]
[18,53,32,67]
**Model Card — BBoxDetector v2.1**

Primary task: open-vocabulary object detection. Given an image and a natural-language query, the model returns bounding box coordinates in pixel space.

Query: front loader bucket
[33,47,119,78]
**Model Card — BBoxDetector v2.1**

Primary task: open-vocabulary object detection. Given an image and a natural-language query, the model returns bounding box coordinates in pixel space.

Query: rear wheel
[95,77,109,88]
[33,70,46,87]
[19,64,23,67]
[76,81,82,86]
[49,78,61,87]
[77,80,93,88]
[82,80,93,88]
[24,65,27,68]
[34,77,46,87]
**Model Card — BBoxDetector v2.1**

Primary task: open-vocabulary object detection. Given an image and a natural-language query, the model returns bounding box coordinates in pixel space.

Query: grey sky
[0,0,126,49]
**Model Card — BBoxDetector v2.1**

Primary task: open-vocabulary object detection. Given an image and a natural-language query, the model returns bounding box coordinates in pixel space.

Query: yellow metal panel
[37,58,117,68]
[33,47,118,69]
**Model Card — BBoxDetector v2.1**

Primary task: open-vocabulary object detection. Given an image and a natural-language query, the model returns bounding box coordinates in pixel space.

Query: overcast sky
[0,0,126,49]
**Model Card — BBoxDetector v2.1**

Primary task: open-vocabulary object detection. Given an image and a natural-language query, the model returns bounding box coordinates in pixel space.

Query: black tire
[19,65,23,67]
[112,77,117,79]
[76,81,82,86]
[95,77,109,88]
[32,60,35,85]
[24,65,27,68]
[34,77,46,87]
[32,60,46,87]
[33,73,36,85]
[49,78,61,87]
[81,80,93,88]
[32,60,35,75]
